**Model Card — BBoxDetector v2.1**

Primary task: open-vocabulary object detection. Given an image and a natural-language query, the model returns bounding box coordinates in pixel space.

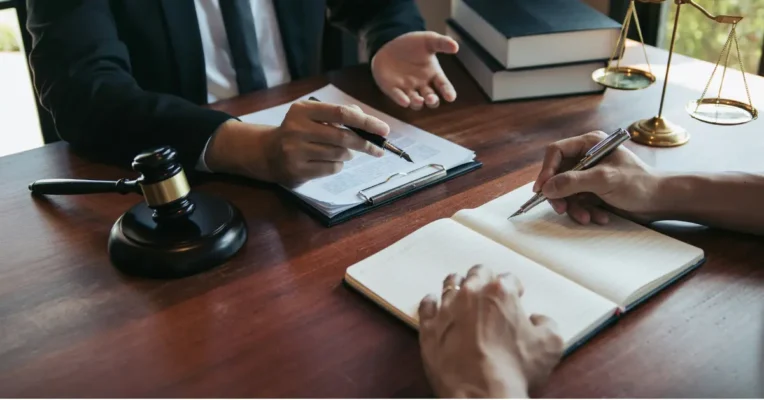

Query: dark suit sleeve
[25,0,233,170]
[324,0,426,60]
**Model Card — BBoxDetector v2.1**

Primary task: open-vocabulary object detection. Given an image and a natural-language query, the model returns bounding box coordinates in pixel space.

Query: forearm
[27,0,233,171]
[44,78,233,169]
[654,172,764,235]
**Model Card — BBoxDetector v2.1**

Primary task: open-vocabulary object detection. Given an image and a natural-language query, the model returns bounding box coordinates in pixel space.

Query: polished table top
[1,43,763,397]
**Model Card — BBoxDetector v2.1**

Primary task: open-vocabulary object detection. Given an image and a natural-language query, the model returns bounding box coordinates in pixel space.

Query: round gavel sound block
[107,147,247,279]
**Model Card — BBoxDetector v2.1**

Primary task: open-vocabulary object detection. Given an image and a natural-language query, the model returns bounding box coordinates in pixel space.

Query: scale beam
[636,0,744,23]
[593,0,756,147]
[679,0,742,24]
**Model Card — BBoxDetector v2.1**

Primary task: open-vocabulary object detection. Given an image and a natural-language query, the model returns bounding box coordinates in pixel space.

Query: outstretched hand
[371,31,459,110]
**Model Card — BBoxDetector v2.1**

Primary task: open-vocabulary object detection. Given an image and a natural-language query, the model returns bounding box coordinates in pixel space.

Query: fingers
[418,293,439,331]
[407,89,425,110]
[496,272,524,298]
[448,266,526,304]
[533,131,608,193]
[418,86,440,108]
[589,206,610,225]
[541,166,617,200]
[395,84,443,110]
[424,32,459,55]
[568,203,609,225]
[432,73,456,103]
[529,314,564,352]
[462,264,493,292]
[300,142,353,162]
[301,101,390,137]
[548,198,567,214]
[530,314,558,334]
[388,87,411,108]
[552,194,610,225]
[417,294,440,358]
[300,122,384,158]
[441,272,464,307]
[566,200,591,225]
[480,271,524,301]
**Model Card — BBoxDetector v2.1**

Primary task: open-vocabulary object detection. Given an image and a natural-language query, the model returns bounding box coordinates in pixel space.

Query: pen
[308,96,413,163]
[508,128,632,219]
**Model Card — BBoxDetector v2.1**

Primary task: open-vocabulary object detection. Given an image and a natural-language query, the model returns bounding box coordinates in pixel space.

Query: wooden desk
[1,43,763,397]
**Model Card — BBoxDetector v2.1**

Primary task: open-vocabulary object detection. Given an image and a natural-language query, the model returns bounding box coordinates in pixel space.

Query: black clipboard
[289,161,482,227]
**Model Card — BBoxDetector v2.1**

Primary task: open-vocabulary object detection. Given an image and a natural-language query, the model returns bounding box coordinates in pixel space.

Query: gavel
[28,146,247,279]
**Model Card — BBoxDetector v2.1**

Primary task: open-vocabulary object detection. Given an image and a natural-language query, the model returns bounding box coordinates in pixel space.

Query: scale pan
[686,98,758,125]
[592,66,655,90]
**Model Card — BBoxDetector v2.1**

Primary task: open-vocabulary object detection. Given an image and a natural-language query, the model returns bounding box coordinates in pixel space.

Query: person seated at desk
[25,0,459,187]
[533,131,764,236]
[417,132,764,398]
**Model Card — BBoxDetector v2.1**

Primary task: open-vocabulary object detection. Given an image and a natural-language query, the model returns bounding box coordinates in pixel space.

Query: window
[0,1,44,157]
[657,0,764,76]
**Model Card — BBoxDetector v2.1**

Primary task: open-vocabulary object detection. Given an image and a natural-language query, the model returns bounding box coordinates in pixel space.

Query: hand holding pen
[230,97,392,187]
[509,129,666,225]
[309,97,413,163]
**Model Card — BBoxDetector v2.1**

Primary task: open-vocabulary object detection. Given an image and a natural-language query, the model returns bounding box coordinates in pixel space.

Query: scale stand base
[628,116,690,147]
[107,191,247,279]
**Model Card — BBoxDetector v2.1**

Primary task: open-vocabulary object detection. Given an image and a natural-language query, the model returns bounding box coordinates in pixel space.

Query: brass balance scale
[591,0,758,147]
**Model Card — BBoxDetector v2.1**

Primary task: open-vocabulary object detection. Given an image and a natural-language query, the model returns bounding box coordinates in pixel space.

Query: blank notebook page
[453,182,705,307]
[345,218,617,349]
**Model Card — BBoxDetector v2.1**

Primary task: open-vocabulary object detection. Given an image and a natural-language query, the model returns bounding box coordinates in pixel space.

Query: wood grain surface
[0,42,762,397]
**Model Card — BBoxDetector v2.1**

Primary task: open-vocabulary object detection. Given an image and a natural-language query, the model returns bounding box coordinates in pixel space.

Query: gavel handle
[28,178,141,195]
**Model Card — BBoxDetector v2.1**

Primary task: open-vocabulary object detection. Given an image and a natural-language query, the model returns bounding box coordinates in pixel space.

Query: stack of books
[447,0,623,102]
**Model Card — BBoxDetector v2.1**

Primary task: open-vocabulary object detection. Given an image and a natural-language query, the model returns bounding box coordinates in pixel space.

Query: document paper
[239,85,476,217]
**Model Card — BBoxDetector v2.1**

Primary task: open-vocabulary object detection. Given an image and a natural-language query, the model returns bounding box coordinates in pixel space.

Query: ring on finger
[442,284,460,294]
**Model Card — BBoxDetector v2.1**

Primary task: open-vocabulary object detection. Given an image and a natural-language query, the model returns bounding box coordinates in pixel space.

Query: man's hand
[205,101,389,187]
[534,130,664,225]
[371,31,459,110]
[418,265,563,398]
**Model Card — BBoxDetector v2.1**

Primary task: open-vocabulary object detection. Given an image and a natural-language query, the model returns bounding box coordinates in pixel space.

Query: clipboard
[290,160,482,227]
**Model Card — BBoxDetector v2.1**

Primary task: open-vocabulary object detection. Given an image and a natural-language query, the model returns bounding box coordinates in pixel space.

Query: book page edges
[563,312,620,357]
[344,272,420,330]
[622,255,707,312]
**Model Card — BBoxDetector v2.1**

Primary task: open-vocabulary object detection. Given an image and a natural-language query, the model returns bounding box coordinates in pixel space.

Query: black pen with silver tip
[308,96,413,163]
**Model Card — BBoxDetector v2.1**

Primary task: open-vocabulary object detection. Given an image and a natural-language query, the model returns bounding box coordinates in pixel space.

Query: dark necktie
[218,0,268,93]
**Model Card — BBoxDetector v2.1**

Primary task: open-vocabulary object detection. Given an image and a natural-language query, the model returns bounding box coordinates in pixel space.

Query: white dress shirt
[193,0,292,171]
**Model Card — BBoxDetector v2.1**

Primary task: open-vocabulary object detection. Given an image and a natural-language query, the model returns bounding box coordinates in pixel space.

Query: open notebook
[345,182,705,353]
[239,85,479,225]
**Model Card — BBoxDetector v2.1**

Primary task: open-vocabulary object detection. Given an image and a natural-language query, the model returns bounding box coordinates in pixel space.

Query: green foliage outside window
[662,0,764,74]
[0,8,20,52]
[0,24,19,52]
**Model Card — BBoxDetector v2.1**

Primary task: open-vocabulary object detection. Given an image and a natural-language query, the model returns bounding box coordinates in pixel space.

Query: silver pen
[508,128,632,219]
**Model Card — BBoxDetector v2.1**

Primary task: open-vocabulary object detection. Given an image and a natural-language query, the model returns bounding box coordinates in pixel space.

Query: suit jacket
[25,0,425,171]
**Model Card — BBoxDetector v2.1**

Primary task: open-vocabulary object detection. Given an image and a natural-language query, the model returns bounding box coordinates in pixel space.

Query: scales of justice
[591,0,758,147]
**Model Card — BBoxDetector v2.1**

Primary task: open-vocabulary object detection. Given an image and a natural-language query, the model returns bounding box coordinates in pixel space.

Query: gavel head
[131,146,195,222]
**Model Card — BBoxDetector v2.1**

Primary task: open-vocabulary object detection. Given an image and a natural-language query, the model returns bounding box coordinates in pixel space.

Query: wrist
[650,172,705,220]
[205,119,276,181]
[477,359,529,398]
[202,119,231,171]
[449,384,525,399]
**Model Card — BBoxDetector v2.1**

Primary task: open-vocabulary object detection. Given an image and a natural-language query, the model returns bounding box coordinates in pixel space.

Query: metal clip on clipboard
[357,164,446,205]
